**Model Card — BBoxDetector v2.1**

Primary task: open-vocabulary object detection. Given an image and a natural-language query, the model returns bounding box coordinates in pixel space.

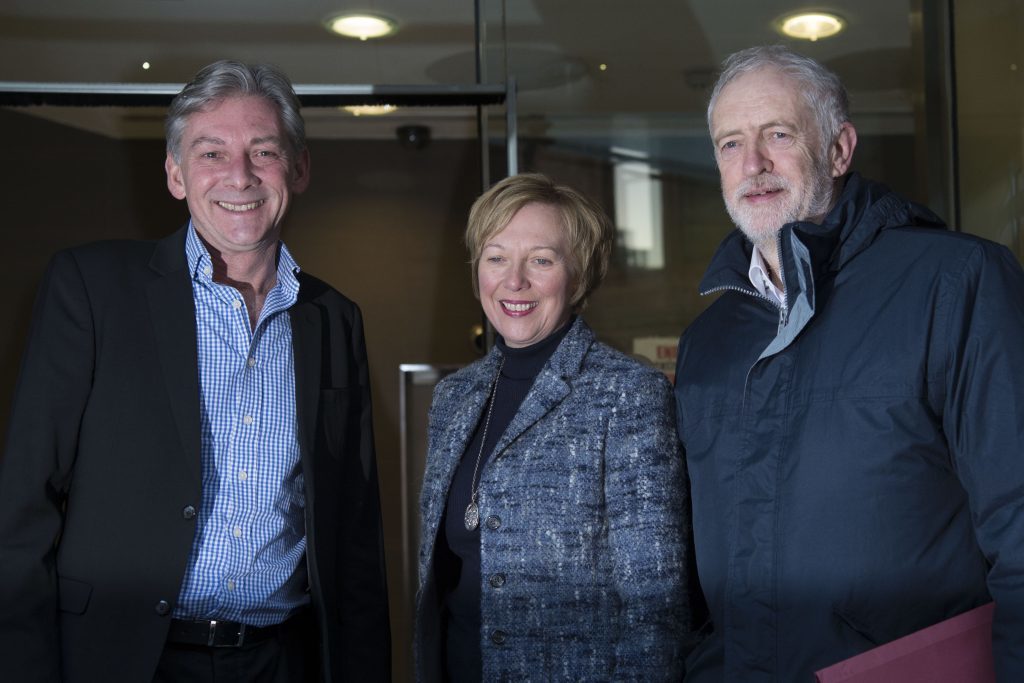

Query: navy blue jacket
[676,173,1024,681]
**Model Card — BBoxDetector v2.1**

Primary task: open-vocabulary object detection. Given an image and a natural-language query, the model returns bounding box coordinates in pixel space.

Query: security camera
[396,124,431,150]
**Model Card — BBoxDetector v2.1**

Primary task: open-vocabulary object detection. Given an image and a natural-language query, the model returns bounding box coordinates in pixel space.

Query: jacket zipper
[701,283,778,306]
[703,231,789,309]
[773,232,790,329]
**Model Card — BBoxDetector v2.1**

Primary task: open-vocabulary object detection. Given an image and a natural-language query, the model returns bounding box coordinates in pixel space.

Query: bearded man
[675,45,1024,681]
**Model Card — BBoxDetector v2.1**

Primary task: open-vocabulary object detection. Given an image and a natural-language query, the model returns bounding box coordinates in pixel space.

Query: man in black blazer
[0,61,390,682]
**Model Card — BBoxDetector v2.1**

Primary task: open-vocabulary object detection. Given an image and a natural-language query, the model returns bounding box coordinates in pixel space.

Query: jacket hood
[700,172,947,297]
[808,172,946,272]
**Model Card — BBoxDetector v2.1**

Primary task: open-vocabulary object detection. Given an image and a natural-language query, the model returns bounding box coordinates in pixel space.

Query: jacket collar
[701,173,947,299]
[434,317,595,487]
[145,225,202,486]
[148,223,190,275]
[699,173,947,358]
[489,316,593,458]
[288,285,323,492]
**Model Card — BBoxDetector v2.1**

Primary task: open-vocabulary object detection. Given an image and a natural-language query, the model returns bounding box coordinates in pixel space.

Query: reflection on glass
[952,1,1022,262]
[612,147,665,270]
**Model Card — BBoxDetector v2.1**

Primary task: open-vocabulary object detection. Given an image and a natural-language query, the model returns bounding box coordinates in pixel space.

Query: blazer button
[489,573,506,588]
[182,505,196,520]
[490,630,507,645]
[154,600,171,616]
[485,515,501,530]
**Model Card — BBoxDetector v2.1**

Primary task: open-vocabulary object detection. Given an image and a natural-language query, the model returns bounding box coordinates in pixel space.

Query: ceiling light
[779,12,844,41]
[325,13,397,40]
[342,104,399,117]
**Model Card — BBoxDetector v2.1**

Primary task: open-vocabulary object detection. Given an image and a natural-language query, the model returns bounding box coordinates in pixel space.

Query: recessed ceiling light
[142,62,151,70]
[325,13,397,40]
[342,104,399,117]
[779,12,844,42]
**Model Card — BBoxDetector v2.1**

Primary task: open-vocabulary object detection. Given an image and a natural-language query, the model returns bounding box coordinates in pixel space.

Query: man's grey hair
[706,45,850,149]
[165,60,306,162]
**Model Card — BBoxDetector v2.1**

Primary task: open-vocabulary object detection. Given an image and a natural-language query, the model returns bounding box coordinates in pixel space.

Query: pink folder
[814,602,995,682]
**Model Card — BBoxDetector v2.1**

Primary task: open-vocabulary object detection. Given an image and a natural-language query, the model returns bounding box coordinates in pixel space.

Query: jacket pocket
[58,575,93,615]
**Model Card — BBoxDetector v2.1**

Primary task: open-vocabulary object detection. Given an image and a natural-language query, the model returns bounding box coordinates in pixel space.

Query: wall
[0,108,184,431]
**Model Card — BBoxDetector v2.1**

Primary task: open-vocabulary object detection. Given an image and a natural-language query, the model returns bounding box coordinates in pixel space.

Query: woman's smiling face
[477,202,574,348]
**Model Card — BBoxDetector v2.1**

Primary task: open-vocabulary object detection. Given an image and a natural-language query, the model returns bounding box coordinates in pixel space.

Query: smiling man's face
[164,95,309,260]
[711,67,834,254]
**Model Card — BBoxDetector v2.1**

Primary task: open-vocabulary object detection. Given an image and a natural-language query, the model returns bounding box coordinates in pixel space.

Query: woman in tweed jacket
[415,173,693,681]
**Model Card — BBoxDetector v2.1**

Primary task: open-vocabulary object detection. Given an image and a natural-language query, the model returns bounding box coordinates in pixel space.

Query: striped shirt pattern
[173,223,308,626]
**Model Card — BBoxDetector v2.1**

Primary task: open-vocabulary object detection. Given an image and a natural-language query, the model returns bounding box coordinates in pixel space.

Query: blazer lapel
[443,353,502,455]
[422,320,595,545]
[146,226,201,485]
[490,318,593,458]
[288,299,322,505]
[422,352,501,532]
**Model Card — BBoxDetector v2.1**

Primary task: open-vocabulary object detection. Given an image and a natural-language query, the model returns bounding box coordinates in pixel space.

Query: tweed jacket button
[485,515,501,530]
[154,600,171,616]
[182,505,196,520]
[489,573,506,588]
[490,630,507,645]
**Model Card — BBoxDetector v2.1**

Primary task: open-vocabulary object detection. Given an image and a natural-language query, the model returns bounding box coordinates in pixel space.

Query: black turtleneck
[433,317,574,682]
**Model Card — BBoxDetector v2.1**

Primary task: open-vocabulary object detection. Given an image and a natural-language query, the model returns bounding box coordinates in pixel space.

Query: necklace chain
[464,356,505,531]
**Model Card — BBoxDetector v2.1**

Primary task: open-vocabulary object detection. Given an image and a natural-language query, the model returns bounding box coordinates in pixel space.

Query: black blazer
[0,226,390,682]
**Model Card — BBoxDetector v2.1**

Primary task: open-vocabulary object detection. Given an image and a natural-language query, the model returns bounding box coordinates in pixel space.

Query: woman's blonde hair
[465,173,615,310]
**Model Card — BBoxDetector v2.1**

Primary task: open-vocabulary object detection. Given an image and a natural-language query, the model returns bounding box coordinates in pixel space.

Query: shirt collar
[184,221,301,297]
[748,246,785,307]
[185,221,212,280]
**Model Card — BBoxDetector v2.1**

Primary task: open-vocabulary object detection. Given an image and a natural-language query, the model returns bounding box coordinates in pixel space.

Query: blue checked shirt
[173,224,309,626]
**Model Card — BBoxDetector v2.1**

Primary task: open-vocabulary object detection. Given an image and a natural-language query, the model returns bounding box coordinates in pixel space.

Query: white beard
[724,154,835,257]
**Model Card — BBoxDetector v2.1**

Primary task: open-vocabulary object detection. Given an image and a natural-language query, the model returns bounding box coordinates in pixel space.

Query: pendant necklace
[464,356,505,531]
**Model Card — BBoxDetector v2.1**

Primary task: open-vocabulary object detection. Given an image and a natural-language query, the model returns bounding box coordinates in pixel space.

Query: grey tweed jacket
[415,318,691,682]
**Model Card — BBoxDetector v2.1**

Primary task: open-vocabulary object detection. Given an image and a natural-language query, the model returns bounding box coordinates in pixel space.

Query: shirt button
[155,600,170,616]
[203,266,212,277]
[238,470,248,481]
[232,299,242,309]
[182,505,196,520]
[232,526,242,538]
[490,630,507,645]
[485,515,501,530]
[247,357,257,367]
[489,573,506,588]
[226,580,236,591]
[242,415,253,425]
